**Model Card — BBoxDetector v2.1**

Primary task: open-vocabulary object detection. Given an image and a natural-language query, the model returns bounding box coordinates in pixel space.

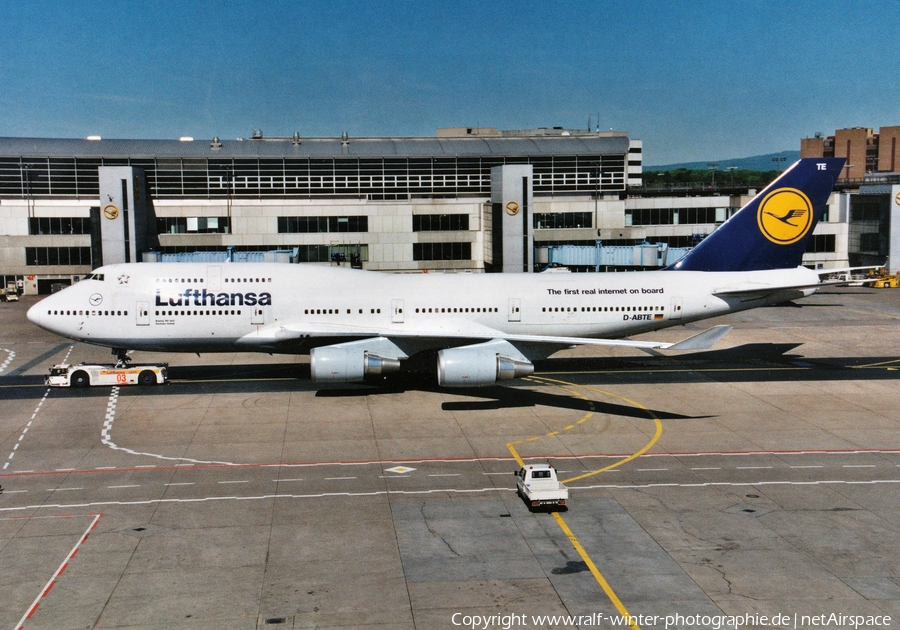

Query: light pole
[707,163,719,187]
[842,164,854,182]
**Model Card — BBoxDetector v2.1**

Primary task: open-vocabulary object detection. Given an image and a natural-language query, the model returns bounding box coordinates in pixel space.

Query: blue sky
[1,0,898,164]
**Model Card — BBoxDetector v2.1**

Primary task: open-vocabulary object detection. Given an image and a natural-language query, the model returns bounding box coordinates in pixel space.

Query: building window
[278,216,368,233]
[412,214,469,231]
[156,217,230,234]
[296,244,368,263]
[805,234,836,253]
[0,154,631,200]
[28,217,91,235]
[626,208,675,226]
[413,242,471,261]
[849,194,889,257]
[677,207,727,224]
[26,247,92,266]
[533,212,592,229]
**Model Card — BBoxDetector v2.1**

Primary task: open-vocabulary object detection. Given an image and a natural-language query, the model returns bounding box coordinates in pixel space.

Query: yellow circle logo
[895,191,900,206]
[505,201,520,216]
[103,204,120,220]
[757,187,813,245]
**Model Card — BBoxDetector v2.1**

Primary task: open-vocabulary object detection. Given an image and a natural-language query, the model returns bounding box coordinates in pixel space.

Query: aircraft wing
[244,319,731,353]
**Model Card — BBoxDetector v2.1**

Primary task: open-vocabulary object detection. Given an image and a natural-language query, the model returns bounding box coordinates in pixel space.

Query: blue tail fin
[668,158,845,272]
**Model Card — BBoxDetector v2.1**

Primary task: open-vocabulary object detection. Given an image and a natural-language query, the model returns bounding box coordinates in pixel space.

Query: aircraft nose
[27,300,44,328]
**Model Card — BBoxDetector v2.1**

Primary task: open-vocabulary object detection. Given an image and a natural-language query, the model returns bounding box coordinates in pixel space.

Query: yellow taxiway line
[507,375,664,630]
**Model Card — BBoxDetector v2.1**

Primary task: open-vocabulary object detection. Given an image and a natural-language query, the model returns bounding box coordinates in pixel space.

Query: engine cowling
[310,347,401,383]
[437,346,533,387]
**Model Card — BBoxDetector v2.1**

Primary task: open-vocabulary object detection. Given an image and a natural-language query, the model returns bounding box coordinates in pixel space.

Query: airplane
[27,157,846,387]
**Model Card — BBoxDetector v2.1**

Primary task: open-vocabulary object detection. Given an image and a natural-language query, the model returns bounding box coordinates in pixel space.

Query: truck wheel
[138,370,156,386]
[71,371,89,388]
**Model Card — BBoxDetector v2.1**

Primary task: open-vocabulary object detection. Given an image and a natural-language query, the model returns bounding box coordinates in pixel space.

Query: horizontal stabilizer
[712,283,822,298]
[666,325,733,351]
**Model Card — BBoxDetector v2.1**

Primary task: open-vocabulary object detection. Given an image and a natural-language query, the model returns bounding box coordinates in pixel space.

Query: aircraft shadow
[2,343,899,403]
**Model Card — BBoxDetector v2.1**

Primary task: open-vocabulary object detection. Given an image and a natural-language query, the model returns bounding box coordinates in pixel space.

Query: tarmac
[1,285,899,629]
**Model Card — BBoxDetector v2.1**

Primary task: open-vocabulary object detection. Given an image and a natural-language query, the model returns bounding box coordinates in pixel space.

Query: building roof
[0,134,631,160]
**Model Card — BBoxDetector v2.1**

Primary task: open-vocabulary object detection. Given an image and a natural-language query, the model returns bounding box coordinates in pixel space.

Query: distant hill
[645,150,800,172]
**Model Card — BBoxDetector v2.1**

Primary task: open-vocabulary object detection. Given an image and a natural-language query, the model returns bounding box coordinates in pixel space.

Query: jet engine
[310,346,401,383]
[437,341,533,387]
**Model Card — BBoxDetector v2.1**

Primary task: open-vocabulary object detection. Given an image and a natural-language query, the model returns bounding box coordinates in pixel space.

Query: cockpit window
[87,273,105,281]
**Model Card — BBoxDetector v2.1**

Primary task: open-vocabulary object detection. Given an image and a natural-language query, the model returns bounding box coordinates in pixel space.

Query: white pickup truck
[515,463,568,507]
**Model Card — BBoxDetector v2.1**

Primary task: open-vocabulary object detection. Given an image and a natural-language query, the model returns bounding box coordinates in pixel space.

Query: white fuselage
[27,262,818,360]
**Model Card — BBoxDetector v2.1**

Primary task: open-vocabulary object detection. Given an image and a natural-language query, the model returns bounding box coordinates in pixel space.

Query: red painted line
[42,580,56,597]
[15,514,102,630]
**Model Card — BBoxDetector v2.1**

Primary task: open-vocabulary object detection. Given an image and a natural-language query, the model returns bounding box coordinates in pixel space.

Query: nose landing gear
[112,347,131,368]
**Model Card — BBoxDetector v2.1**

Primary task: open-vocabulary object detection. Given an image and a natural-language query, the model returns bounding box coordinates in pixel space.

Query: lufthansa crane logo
[103,204,120,220]
[756,187,814,245]
[505,201,520,216]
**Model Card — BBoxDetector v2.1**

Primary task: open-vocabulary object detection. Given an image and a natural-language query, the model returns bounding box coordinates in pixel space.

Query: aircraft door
[391,299,404,323]
[251,307,265,326]
[207,265,222,291]
[136,301,150,326]
[508,298,521,322]
[670,297,683,320]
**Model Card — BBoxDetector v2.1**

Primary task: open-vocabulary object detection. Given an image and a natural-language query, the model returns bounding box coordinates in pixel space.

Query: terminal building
[801,126,900,269]
[0,126,869,295]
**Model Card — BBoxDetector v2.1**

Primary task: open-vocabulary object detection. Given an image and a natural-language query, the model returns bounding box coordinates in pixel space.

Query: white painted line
[737,466,773,470]
[218,480,250,484]
[790,465,823,469]
[48,488,83,492]
[165,482,194,486]
[101,386,237,467]
[0,348,16,374]
[324,477,356,480]
[637,468,668,471]
[108,485,140,489]
[577,479,900,491]
[0,487,513,513]
[691,467,721,470]
[277,478,304,482]
[843,465,877,468]
[4,345,69,471]
[11,478,900,515]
